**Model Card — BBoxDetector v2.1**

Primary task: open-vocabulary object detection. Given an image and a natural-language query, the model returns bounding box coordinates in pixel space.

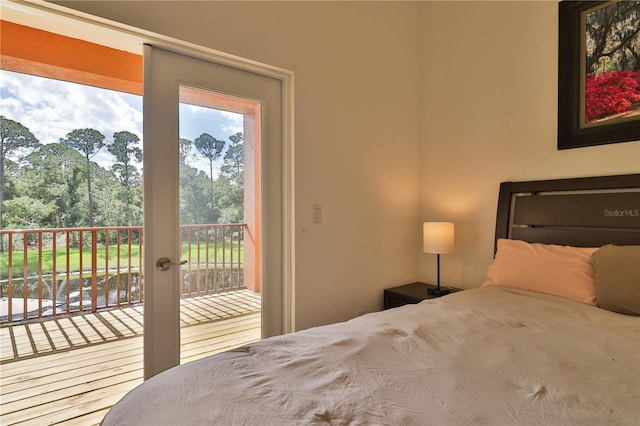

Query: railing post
[91,229,98,313]
[128,229,133,304]
[38,231,43,317]
[105,230,109,308]
[66,230,71,315]
[116,230,121,306]
[79,229,83,312]
[23,233,28,320]
[138,227,143,303]
[7,232,13,320]
[52,231,57,316]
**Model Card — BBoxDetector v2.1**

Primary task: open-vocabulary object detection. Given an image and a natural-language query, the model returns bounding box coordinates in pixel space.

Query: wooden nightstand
[383,282,461,310]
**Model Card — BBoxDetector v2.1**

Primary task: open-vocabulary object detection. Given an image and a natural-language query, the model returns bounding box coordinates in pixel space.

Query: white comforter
[103,287,640,425]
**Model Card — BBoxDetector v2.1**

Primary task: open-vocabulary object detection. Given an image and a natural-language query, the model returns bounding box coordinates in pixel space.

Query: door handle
[156,257,187,271]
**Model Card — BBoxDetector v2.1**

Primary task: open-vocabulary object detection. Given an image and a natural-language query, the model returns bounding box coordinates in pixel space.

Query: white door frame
[2,0,296,344]
[143,44,288,378]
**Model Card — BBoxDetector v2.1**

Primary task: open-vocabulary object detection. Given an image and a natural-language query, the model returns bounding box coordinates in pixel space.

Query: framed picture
[558,1,640,149]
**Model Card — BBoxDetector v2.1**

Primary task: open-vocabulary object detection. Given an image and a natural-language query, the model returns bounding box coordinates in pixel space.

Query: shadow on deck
[0,289,261,425]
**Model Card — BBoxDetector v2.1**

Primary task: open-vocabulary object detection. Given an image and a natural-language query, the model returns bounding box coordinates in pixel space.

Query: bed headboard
[495,174,640,251]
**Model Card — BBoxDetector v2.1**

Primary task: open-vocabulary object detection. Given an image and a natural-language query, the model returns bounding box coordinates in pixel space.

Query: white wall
[55,1,423,330]
[418,2,640,289]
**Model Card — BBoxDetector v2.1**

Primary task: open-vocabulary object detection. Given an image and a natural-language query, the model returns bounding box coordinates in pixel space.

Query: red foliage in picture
[585,70,640,122]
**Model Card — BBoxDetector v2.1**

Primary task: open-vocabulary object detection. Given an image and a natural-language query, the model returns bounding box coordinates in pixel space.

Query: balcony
[1,224,248,323]
[0,224,261,425]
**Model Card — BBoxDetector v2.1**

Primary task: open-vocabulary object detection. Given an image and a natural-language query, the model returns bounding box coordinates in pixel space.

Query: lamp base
[427,287,450,296]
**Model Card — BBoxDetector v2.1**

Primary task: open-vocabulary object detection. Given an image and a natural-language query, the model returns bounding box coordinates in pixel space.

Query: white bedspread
[103,287,640,425]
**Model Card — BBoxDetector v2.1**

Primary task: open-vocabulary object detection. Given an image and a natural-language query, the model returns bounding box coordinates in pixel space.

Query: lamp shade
[423,222,454,254]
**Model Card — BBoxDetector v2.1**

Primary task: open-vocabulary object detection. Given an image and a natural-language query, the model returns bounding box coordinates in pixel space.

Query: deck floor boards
[0,290,261,425]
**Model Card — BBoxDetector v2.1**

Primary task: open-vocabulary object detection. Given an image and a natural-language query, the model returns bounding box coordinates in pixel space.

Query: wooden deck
[0,289,261,425]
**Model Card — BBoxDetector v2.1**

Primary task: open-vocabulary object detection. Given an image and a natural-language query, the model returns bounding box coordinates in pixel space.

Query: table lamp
[423,222,454,296]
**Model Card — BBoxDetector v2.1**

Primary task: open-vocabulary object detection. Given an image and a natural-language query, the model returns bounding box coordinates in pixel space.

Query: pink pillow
[482,239,597,305]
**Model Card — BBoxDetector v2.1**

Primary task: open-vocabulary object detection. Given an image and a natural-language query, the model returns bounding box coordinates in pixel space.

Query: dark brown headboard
[495,174,640,251]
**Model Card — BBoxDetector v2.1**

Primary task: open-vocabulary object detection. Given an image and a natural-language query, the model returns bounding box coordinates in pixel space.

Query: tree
[92,161,140,227]
[586,2,640,74]
[194,133,225,222]
[214,178,243,223]
[108,131,142,186]
[65,166,85,228]
[61,128,105,227]
[108,131,142,224]
[216,132,244,223]
[179,138,193,165]
[0,116,40,250]
[22,143,85,228]
[179,137,200,223]
[1,159,18,203]
[2,196,56,230]
[179,165,217,225]
[220,132,244,183]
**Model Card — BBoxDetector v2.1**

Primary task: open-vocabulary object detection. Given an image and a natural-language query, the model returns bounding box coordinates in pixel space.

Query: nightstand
[383,282,461,310]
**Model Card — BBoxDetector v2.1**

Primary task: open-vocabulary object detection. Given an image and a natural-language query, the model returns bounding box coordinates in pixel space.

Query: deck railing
[0,224,245,324]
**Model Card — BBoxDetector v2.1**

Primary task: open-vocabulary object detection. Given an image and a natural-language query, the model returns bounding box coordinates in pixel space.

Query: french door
[143,45,285,379]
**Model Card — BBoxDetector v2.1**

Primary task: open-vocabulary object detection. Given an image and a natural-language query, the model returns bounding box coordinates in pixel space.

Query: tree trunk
[86,157,94,227]
[209,160,214,221]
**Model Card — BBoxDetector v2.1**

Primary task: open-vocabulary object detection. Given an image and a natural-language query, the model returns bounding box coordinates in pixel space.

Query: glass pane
[177,85,261,364]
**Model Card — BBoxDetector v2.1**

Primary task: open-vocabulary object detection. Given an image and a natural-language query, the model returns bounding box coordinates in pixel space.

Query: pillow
[591,245,640,316]
[482,239,597,305]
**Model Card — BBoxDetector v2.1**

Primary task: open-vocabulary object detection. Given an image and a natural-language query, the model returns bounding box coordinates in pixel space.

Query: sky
[0,69,243,174]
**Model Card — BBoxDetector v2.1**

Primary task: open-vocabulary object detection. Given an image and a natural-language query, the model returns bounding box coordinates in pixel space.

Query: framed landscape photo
[558,1,640,149]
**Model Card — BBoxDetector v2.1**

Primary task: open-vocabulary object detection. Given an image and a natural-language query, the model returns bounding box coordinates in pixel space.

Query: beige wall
[418,1,640,289]
[55,1,423,330]
[52,0,640,329]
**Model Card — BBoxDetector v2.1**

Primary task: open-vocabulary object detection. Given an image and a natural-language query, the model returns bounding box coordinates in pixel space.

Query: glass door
[176,86,262,365]
[142,45,284,379]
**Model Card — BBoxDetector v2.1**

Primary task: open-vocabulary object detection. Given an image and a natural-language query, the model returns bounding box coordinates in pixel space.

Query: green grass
[0,242,243,280]
[1,245,141,278]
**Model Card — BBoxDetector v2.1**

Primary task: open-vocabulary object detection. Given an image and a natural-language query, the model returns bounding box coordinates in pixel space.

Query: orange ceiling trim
[0,20,142,95]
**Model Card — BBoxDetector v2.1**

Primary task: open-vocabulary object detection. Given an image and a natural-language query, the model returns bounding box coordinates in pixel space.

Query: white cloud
[0,70,142,146]
[1,70,242,174]
[220,111,243,135]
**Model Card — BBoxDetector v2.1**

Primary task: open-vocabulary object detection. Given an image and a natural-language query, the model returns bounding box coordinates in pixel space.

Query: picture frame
[558,1,640,150]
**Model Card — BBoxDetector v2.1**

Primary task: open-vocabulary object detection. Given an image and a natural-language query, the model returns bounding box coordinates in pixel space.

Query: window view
[176,86,262,368]
[1,69,248,321]
[178,96,249,305]
[1,69,145,320]
[0,65,259,424]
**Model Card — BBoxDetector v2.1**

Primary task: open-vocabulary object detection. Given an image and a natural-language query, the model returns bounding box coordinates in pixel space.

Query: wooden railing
[0,224,245,324]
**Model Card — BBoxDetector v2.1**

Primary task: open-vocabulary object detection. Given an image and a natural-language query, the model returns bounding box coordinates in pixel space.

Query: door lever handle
[156,257,187,271]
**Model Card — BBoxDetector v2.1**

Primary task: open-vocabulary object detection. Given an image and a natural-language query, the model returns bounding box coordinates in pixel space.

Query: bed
[102,174,640,425]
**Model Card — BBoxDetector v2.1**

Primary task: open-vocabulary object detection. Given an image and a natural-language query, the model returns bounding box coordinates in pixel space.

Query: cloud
[181,105,242,136]
[220,111,243,135]
[1,70,243,174]
[1,70,143,146]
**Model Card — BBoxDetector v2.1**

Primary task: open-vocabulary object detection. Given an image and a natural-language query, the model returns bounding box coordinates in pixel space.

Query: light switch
[312,204,322,224]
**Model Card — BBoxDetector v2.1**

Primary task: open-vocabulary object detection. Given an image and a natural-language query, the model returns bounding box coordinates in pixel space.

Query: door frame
[2,0,296,332]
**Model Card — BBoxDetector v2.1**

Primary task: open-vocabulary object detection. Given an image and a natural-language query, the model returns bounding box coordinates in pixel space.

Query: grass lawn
[0,242,243,279]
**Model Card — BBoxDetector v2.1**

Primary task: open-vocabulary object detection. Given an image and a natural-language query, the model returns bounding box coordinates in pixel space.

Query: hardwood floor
[0,290,261,425]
